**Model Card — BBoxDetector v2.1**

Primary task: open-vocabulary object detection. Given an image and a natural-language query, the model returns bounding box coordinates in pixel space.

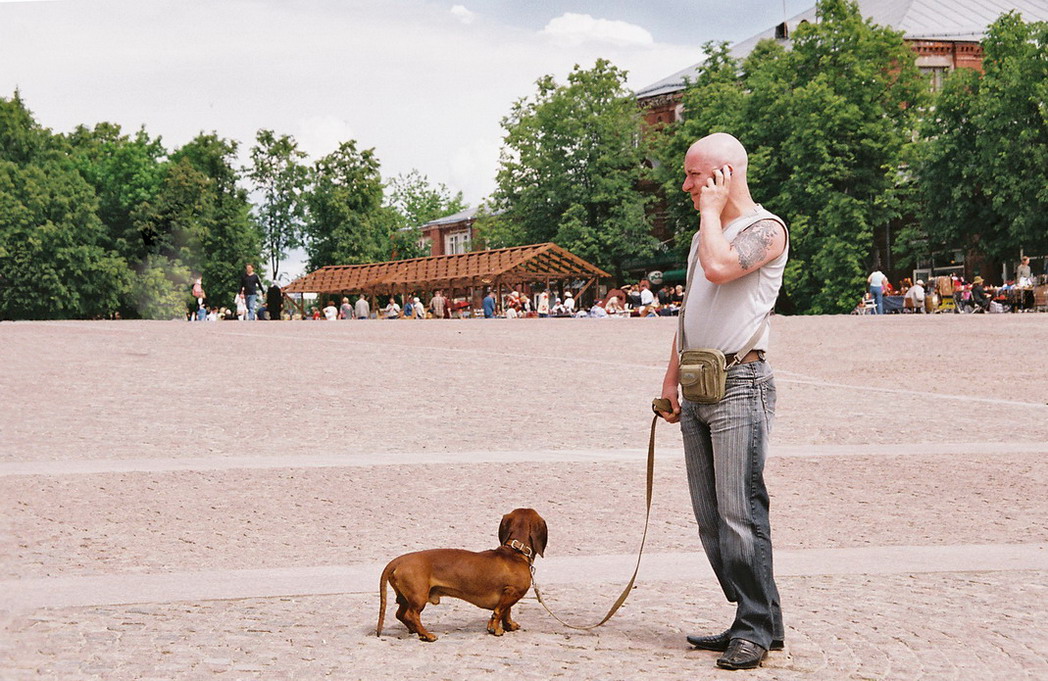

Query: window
[444,230,471,255]
[919,66,948,92]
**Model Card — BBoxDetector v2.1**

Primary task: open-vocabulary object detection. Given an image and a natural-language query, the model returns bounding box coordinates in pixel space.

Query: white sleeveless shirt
[680,205,788,354]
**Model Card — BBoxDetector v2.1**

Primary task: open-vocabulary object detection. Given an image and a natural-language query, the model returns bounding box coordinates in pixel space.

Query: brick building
[636,0,1048,127]
[634,0,1048,286]
[418,207,482,258]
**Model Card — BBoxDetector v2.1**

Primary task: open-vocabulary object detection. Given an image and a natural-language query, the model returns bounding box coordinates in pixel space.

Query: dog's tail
[377,561,393,636]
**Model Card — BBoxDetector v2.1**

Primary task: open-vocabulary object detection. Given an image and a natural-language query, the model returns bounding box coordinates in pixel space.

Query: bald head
[681,133,756,218]
[685,133,748,174]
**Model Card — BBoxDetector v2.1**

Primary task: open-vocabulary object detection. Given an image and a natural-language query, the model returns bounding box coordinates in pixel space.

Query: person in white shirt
[322,301,338,321]
[904,280,926,313]
[639,280,657,316]
[563,291,576,314]
[538,290,551,317]
[867,269,888,314]
[657,133,788,669]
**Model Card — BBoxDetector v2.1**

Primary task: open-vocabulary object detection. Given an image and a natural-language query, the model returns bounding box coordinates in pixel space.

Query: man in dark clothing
[266,284,283,320]
[239,264,264,320]
[971,276,991,312]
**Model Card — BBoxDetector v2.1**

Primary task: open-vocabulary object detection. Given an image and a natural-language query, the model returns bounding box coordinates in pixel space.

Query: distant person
[482,291,496,318]
[867,269,888,314]
[1016,256,1033,288]
[191,278,207,321]
[340,296,353,320]
[971,276,991,312]
[563,291,576,315]
[429,290,448,319]
[605,295,625,315]
[904,279,926,313]
[638,279,656,316]
[355,294,371,320]
[266,283,282,321]
[587,300,608,318]
[384,297,401,319]
[323,300,338,321]
[239,264,265,320]
[537,290,551,318]
[411,297,425,319]
[235,292,247,320]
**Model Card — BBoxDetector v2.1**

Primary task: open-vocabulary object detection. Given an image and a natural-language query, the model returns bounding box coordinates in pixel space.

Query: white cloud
[450,4,475,25]
[294,115,357,162]
[449,138,501,206]
[541,13,654,48]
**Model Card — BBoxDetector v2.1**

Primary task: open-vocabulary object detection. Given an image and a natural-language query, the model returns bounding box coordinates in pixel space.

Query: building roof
[283,242,610,295]
[635,0,1048,99]
[420,206,481,229]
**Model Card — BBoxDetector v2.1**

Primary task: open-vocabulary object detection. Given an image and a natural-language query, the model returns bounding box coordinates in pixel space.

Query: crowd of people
[284,281,689,321]
[859,258,1043,315]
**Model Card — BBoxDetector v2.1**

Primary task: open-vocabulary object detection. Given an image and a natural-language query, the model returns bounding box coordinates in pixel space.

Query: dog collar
[504,539,534,561]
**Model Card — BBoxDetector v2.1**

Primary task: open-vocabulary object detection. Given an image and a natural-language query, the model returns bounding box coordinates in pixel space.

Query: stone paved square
[2,315,1047,680]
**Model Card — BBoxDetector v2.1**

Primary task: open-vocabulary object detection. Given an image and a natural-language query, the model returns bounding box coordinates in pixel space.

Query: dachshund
[377,508,547,641]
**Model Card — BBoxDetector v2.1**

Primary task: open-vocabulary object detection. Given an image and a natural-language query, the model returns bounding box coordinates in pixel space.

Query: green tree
[908,13,1048,275]
[487,59,658,279]
[906,69,991,267]
[0,94,130,318]
[302,140,388,269]
[656,0,925,313]
[385,170,467,259]
[0,90,51,165]
[0,158,129,319]
[65,123,167,265]
[247,129,308,280]
[171,133,261,307]
[980,14,1048,257]
[769,0,925,313]
[652,41,749,261]
[128,254,194,320]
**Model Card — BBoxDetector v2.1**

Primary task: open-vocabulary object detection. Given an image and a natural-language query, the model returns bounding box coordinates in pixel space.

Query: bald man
[656,133,788,670]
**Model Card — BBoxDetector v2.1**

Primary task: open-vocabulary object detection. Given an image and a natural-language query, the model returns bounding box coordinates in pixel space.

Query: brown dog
[376,508,547,641]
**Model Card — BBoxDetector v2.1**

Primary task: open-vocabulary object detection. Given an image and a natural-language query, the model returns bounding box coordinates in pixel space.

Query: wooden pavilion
[282,242,609,316]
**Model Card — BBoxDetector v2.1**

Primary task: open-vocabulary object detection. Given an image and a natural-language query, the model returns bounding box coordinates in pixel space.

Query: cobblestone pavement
[2,316,1047,680]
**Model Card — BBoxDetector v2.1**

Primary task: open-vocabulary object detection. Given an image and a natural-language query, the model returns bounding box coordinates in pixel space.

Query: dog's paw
[418,632,438,642]
[503,620,520,632]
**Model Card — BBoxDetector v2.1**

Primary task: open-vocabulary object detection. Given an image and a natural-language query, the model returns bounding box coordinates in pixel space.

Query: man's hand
[657,385,681,423]
[698,165,732,218]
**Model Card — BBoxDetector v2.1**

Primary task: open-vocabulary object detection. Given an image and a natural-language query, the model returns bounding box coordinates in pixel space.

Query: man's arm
[657,334,681,423]
[696,167,786,284]
[699,217,787,285]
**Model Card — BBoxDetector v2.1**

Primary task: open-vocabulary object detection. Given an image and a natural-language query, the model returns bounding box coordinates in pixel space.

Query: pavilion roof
[283,242,610,295]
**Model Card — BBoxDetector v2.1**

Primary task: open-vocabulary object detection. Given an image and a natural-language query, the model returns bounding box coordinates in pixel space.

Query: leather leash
[530,398,671,630]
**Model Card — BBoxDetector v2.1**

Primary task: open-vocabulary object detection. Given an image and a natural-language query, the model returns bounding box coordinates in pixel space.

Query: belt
[734,349,765,364]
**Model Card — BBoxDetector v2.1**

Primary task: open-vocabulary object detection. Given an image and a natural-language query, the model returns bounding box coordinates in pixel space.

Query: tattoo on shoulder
[734,219,782,271]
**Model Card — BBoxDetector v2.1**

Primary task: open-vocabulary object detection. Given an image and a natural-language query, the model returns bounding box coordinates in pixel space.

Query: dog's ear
[530,515,548,558]
[498,513,512,545]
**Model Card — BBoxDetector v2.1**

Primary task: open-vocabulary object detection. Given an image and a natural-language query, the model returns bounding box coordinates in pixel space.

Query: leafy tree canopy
[488,58,658,280]
[384,170,468,260]
[302,140,389,269]
[654,0,925,313]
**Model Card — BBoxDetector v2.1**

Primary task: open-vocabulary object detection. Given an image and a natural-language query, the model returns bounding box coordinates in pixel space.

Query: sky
[1,0,813,276]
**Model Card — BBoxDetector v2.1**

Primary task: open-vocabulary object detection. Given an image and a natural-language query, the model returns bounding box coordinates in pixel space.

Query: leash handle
[530,401,663,630]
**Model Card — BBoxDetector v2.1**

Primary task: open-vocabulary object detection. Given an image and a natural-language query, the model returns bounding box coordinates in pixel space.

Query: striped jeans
[680,359,783,649]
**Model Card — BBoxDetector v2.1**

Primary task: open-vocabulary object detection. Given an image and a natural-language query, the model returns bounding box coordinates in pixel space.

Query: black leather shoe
[687,630,783,652]
[716,638,767,670]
